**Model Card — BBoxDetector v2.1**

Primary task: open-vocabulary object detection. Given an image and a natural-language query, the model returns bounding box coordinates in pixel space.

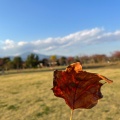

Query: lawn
[0,64,120,120]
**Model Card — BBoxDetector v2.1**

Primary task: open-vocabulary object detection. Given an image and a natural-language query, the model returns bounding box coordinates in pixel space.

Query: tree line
[0,51,120,71]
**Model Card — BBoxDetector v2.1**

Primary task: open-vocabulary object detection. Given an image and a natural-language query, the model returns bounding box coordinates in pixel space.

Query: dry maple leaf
[52,62,113,110]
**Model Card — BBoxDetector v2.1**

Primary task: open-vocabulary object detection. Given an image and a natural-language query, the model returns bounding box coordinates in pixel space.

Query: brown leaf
[52,62,113,110]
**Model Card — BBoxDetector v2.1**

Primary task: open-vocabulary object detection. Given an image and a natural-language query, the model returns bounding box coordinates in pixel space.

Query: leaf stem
[70,109,73,120]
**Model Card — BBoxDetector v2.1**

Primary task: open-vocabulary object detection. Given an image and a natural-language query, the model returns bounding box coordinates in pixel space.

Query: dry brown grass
[0,65,120,120]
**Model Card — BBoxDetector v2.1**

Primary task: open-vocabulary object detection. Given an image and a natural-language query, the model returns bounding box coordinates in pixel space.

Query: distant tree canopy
[112,51,120,61]
[50,55,57,62]
[25,53,39,68]
[0,57,11,70]
[59,56,67,65]
[0,50,120,70]
[49,55,57,66]
[42,58,49,66]
[13,56,22,69]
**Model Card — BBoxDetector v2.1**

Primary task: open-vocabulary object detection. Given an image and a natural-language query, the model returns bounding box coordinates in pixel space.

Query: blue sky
[0,0,120,57]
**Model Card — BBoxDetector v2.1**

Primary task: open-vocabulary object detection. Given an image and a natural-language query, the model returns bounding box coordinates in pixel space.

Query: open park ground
[0,63,120,120]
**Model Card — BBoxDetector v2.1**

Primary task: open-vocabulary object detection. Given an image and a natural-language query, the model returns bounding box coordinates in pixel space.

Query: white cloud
[3,39,15,50]
[45,46,56,51]
[18,41,27,46]
[0,27,120,56]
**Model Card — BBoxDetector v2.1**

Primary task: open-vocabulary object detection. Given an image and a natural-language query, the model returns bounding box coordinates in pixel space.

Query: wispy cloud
[0,27,120,56]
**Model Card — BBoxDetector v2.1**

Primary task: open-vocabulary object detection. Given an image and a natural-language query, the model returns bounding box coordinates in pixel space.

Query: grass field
[0,64,120,120]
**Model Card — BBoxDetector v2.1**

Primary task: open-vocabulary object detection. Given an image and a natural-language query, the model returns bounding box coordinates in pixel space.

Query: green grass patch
[36,105,54,118]
[7,105,19,110]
